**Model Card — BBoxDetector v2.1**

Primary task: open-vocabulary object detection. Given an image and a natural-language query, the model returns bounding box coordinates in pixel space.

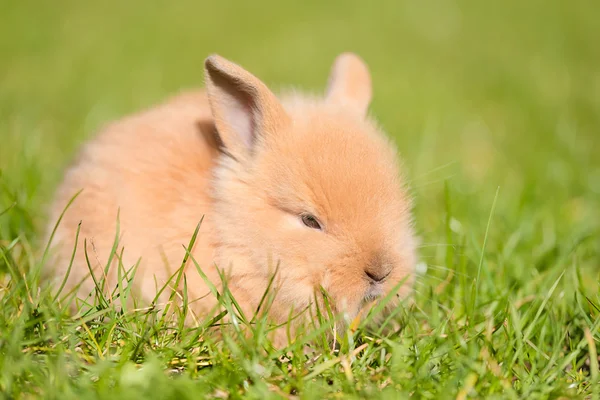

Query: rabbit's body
[47,90,222,312]
[45,54,417,331]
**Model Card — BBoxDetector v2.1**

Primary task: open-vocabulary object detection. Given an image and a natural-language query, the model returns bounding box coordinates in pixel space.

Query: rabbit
[43,52,417,339]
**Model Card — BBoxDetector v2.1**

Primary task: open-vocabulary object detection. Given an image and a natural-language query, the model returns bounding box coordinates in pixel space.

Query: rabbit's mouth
[359,285,385,308]
[366,283,385,298]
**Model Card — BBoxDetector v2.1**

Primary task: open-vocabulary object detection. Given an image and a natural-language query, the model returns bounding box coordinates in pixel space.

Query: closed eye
[301,213,322,230]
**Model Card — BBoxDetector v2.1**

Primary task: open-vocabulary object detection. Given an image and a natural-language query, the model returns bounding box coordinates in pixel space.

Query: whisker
[413,279,437,288]
[418,243,458,248]
[411,160,458,181]
[415,275,449,284]
[414,267,464,283]
[413,255,453,259]
[426,265,472,279]
[411,174,457,190]
[409,288,452,314]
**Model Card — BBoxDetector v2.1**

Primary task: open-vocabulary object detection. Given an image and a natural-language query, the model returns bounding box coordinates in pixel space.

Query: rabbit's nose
[365,269,391,283]
[364,252,392,283]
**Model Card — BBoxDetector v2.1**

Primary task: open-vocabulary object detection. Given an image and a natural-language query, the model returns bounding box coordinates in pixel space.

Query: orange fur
[44,53,417,336]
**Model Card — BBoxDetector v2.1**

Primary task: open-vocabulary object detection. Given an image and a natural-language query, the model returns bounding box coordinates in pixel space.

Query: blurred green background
[1,0,599,269]
[1,1,600,396]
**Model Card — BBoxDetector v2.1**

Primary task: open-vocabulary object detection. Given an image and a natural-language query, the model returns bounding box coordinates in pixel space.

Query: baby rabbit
[44,53,417,334]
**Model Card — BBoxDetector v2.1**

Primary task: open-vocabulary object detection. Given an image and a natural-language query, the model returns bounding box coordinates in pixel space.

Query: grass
[1,0,599,398]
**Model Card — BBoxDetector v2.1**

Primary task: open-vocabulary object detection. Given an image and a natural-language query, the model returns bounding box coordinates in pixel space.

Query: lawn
[1,0,599,398]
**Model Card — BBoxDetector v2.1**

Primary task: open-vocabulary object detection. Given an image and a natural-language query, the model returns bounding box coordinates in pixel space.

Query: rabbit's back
[46,90,219,305]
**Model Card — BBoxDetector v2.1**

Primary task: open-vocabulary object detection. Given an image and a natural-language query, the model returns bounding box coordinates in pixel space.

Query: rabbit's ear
[205,55,290,158]
[325,53,372,115]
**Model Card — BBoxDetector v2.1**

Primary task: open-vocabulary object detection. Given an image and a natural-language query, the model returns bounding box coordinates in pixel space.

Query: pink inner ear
[220,91,256,149]
[206,58,260,153]
[206,55,291,155]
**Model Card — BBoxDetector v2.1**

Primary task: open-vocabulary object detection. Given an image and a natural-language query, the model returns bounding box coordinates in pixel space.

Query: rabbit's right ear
[204,55,290,159]
[326,52,372,115]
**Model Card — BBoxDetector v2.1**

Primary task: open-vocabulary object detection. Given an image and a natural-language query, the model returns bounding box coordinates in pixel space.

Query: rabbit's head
[205,53,416,322]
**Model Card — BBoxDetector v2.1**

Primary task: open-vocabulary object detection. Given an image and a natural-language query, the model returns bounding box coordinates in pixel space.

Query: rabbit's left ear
[325,52,372,115]
[205,55,290,160]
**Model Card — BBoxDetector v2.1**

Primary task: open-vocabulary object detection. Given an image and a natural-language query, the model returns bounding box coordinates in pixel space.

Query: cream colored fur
[44,53,416,337]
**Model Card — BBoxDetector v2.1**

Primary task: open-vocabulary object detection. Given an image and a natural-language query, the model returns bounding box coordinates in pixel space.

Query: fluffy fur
[44,53,417,337]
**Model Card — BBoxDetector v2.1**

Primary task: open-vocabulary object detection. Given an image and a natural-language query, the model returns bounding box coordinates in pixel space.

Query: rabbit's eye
[301,214,322,230]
